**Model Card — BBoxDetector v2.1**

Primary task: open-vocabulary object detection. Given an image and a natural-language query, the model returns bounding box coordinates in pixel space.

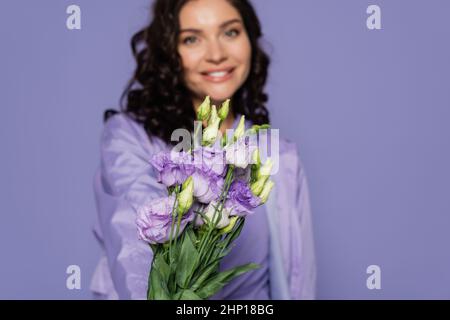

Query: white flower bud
[202,118,220,146]
[204,201,230,229]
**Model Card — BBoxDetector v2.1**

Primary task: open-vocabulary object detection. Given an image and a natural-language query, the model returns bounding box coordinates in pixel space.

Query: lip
[201,67,235,83]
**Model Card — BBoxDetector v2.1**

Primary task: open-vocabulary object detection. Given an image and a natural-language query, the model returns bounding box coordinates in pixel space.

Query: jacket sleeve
[94,113,166,299]
[295,156,317,299]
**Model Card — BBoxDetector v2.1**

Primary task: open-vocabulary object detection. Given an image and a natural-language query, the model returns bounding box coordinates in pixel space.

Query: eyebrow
[179,18,243,34]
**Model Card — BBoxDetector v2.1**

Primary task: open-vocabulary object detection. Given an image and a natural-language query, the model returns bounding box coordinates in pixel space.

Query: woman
[91,0,316,299]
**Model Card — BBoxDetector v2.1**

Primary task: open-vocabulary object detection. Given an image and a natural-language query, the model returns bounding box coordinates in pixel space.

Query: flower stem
[168,185,181,263]
[197,166,233,258]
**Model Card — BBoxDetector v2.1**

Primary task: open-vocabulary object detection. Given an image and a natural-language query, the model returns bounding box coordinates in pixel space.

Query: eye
[182,36,198,45]
[225,28,240,38]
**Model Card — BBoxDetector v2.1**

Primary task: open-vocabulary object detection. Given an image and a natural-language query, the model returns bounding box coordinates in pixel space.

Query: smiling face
[177,0,252,109]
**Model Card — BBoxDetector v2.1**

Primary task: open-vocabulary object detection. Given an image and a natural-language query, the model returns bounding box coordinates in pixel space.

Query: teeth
[207,71,228,77]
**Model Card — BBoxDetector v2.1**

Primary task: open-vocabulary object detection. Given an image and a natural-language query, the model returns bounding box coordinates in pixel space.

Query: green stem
[185,165,235,288]
[197,166,233,260]
[218,217,244,257]
[168,185,181,263]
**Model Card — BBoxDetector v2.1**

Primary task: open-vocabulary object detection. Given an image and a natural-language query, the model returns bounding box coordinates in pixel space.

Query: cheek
[233,41,252,77]
[233,37,251,66]
[179,48,202,74]
[178,49,205,92]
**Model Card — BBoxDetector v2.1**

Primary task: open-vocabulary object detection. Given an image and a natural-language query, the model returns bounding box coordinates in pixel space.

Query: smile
[201,67,235,83]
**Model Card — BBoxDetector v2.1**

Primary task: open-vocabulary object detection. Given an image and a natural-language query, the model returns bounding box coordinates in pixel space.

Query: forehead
[179,0,241,28]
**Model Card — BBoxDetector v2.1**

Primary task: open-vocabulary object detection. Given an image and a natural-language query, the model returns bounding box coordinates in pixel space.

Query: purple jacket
[90,112,316,299]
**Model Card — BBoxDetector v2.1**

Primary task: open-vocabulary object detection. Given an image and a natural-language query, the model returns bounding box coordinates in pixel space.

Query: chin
[204,87,240,102]
[209,94,233,102]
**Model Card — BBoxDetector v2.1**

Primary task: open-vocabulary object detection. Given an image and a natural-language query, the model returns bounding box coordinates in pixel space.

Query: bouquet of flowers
[135,96,274,300]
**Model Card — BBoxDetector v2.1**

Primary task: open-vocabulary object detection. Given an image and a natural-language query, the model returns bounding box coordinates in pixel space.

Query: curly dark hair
[106,0,271,145]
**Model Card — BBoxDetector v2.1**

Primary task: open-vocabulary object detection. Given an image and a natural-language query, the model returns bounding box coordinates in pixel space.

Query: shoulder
[102,112,143,140]
[101,112,167,153]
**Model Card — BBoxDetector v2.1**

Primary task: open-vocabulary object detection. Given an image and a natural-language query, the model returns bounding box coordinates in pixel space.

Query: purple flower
[150,151,194,187]
[136,195,194,244]
[224,180,261,216]
[190,146,226,204]
[192,170,224,204]
[193,146,226,176]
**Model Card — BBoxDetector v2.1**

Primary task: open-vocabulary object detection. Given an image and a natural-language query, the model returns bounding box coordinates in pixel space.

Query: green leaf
[178,289,203,300]
[152,252,171,283]
[195,263,260,299]
[148,266,171,300]
[175,230,199,289]
[201,232,222,265]
[186,225,197,245]
[217,245,234,259]
[190,260,220,291]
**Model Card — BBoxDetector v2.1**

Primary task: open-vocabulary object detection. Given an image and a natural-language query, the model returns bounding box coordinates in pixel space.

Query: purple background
[1,0,449,299]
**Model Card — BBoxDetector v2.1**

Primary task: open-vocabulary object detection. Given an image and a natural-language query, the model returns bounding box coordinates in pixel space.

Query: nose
[205,39,227,64]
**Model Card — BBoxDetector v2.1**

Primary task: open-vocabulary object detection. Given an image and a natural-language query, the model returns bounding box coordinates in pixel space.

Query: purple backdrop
[1,0,449,299]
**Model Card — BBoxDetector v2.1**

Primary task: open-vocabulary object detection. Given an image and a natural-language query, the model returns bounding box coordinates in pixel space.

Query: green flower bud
[221,131,228,148]
[219,216,238,234]
[233,115,246,142]
[252,149,261,168]
[250,149,261,183]
[250,175,269,196]
[197,96,211,121]
[245,124,270,136]
[208,105,219,125]
[182,176,193,190]
[259,180,274,204]
[258,158,273,178]
[177,176,194,215]
[218,99,230,120]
